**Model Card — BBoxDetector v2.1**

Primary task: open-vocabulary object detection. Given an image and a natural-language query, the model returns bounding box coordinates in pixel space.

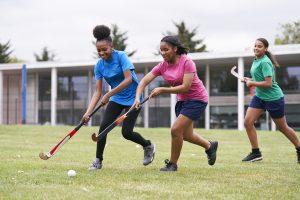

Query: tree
[34,47,56,61]
[93,24,136,58]
[275,20,300,44]
[0,40,13,63]
[10,56,24,63]
[165,21,207,53]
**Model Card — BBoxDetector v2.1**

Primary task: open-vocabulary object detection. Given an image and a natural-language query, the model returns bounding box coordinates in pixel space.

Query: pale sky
[1,0,299,62]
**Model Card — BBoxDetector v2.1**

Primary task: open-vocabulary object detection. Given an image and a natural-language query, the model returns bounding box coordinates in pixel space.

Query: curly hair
[93,25,112,42]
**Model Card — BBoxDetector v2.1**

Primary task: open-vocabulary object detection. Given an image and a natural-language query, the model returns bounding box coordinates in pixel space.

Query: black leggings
[96,101,150,161]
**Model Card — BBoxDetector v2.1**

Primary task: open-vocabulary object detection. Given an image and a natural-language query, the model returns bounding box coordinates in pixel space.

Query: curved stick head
[230,66,237,73]
[91,133,98,142]
[230,66,245,82]
[39,152,50,160]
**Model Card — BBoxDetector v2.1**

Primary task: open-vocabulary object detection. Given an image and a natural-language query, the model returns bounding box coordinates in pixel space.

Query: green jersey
[250,55,284,101]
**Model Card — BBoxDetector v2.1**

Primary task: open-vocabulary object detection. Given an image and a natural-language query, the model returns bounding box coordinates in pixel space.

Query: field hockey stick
[91,96,150,142]
[39,102,105,160]
[230,66,245,82]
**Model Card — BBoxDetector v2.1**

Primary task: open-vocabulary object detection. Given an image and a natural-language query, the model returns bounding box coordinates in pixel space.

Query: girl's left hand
[101,93,110,104]
[150,87,164,97]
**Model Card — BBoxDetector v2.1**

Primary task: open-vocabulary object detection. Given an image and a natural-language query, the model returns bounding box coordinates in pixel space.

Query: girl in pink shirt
[133,36,218,171]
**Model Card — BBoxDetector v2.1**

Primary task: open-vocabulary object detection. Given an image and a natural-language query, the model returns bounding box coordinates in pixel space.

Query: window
[210,106,237,129]
[276,66,300,94]
[285,104,300,131]
[38,75,51,124]
[210,66,237,96]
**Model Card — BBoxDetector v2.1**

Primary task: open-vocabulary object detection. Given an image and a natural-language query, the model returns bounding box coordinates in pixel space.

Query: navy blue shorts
[175,100,207,121]
[249,96,285,119]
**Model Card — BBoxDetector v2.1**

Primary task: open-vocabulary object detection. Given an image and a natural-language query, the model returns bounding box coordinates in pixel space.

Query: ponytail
[257,38,280,67]
[161,36,189,55]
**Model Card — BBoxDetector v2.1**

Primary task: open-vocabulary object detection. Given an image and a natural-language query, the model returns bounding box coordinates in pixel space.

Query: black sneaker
[88,159,102,171]
[143,142,156,166]
[242,151,263,162]
[205,141,218,166]
[296,149,300,164]
[160,159,177,172]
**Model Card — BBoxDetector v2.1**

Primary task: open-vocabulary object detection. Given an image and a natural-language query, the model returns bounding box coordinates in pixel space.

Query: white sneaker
[88,158,102,171]
[143,142,155,166]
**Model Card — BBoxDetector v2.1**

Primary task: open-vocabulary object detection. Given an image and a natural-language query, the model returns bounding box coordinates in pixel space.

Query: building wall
[3,74,22,124]
[0,48,300,130]
[26,73,38,124]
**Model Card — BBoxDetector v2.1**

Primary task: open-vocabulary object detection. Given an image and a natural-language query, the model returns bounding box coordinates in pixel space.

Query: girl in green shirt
[242,38,300,163]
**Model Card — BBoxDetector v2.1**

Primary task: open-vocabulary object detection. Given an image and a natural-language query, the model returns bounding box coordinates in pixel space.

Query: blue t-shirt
[94,50,139,106]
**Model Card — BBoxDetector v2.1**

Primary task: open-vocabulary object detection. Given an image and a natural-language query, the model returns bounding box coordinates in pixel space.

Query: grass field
[0,125,299,199]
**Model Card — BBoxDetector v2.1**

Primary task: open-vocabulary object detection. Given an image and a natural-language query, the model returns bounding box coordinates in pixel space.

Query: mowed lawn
[0,125,299,200]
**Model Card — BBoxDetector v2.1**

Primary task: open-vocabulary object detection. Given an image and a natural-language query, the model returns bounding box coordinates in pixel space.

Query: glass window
[56,75,89,125]
[276,66,300,94]
[210,106,237,129]
[285,104,300,131]
[39,75,51,101]
[149,105,170,127]
[210,66,237,96]
[197,65,206,85]
[38,75,51,124]
[57,76,88,101]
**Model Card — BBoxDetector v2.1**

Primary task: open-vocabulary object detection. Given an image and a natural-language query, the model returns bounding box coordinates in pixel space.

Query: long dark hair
[257,38,279,67]
[161,36,189,55]
[93,25,112,43]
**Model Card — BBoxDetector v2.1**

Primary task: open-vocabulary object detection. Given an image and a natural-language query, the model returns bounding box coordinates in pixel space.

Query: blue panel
[22,64,27,124]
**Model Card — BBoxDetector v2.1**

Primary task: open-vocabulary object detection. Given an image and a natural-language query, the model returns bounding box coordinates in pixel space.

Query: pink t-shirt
[151,55,208,102]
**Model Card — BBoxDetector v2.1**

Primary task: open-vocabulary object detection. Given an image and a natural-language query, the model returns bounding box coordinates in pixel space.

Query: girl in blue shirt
[82,25,155,170]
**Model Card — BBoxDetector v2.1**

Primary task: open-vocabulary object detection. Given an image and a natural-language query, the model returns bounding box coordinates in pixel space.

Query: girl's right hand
[81,113,90,125]
[244,77,253,87]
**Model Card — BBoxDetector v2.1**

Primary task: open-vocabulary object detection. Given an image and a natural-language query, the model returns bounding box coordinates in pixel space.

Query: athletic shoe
[242,151,263,162]
[205,141,218,166]
[297,149,300,164]
[88,159,102,171]
[160,159,177,172]
[143,142,156,166]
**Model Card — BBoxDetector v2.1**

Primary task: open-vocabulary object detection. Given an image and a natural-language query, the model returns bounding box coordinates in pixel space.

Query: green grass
[0,125,299,199]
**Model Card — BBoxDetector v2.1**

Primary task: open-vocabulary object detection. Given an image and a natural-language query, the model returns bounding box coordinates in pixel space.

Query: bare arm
[245,76,272,88]
[85,80,102,115]
[132,72,157,108]
[82,80,102,123]
[135,72,157,99]
[151,73,194,97]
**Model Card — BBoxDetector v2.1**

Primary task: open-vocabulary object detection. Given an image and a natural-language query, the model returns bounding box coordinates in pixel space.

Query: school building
[0,44,300,131]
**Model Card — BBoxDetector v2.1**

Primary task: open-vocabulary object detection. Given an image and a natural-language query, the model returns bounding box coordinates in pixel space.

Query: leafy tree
[165,21,207,53]
[0,40,13,63]
[93,24,136,58]
[275,20,300,44]
[34,47,56,61]
[10,56,24,63]
[274,20,300,92]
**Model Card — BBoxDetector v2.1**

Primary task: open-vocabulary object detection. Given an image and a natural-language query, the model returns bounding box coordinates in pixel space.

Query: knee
[277,124,288,133]
[121,128,132,140]
[244,119,253,129]
[171,126,183,139]
[182,135,189,141]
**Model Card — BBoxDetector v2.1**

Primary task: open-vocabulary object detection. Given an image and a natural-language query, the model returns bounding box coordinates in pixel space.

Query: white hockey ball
[67,170,76,177]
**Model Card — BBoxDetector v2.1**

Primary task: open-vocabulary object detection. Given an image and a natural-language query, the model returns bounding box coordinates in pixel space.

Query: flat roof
[1,44,300,71]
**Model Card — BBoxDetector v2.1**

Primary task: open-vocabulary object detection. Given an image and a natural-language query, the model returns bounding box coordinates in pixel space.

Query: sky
[0,0,299,62]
